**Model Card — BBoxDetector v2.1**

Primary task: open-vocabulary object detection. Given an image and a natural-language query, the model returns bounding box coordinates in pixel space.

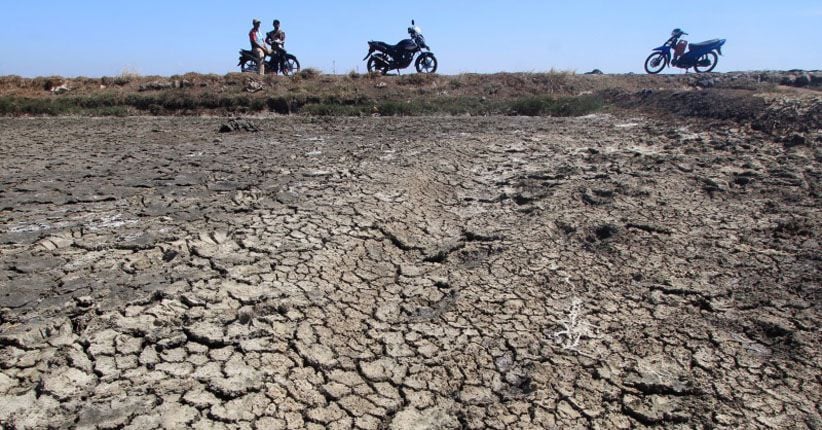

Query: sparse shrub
[302,103,366,116]
[101,76,132,86]
[298,68,322,80]
[509,95,603,117]
[348,70,362,80]
[119,67,141,79]
[0,97,15,114]
[42,78,64,91]
[249,98,266,112]
[266,97,292,114]
[377,101,414,116]
[91,106,129,117]
[398,73,435,86]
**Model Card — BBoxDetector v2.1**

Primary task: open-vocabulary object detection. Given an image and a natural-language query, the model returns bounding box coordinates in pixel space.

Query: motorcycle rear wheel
[240,59,258,73]
[367,57,390,75]
[694,52,718,73]
[644,53,666,74]
[415,53,438,74]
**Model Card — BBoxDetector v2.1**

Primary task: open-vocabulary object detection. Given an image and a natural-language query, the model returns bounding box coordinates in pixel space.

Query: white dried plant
[553,279,599,351]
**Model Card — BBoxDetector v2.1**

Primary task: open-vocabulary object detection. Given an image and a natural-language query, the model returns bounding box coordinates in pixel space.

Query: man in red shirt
[249,19,269,75]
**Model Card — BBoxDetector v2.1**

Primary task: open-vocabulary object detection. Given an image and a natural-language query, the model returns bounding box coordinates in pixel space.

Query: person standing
[249,19,269,75]
[265,20,286,74]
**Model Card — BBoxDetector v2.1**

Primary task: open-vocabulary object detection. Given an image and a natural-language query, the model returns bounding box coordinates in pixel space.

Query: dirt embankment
[0,71,820,133]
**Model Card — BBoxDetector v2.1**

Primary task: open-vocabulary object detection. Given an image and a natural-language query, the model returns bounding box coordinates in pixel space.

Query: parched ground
[0,112,819,429]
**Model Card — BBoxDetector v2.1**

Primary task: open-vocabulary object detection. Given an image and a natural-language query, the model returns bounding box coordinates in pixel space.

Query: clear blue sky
[1,0,820,77]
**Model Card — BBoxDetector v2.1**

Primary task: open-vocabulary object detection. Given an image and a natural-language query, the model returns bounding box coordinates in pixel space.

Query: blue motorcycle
[644,29,726,74]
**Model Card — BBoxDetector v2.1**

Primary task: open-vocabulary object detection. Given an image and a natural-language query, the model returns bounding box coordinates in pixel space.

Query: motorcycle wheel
[644,53,666,74]
[694,52,718,73]
[367,57,389,75]
[415,53,438,74]
[240,59,258,73]
[279,55,300,76]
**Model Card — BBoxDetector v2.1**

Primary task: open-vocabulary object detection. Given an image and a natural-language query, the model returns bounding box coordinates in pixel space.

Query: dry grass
[0,71,790,117]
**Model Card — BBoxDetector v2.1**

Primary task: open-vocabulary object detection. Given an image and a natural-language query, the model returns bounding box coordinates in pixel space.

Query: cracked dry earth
[0,115,819,429]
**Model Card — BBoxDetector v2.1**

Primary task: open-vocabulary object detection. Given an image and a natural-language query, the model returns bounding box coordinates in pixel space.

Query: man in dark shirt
[265,20,286,74]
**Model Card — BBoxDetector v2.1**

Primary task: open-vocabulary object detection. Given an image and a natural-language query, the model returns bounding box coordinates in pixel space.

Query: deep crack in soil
[0,114,819,429]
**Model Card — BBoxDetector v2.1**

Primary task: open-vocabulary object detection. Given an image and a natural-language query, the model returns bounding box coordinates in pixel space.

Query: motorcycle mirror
[412,19,415,26]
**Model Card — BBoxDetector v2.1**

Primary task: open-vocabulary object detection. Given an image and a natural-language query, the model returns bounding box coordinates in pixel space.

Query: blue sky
[0,0,820,77]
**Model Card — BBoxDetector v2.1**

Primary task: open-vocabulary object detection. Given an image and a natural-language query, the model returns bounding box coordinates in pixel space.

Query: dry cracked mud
[0,114,819,429]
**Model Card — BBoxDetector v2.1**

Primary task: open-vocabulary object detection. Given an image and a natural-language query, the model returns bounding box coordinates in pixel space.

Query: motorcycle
[363,20,438,75]
[238,43,301,76]
[644,29,726,74]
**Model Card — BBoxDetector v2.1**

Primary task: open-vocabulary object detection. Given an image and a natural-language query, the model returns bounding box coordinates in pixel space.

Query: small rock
[696,78,715,88]
[156,333,187,350]
[219,118,259,133]
[783,133,806,148]
[245,79,264,93]
[237,306,255,324]
[51,84,70,94]
[75,296,94,307]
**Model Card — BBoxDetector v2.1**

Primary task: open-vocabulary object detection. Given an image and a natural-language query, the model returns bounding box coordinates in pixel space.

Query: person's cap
[253,19,261,25]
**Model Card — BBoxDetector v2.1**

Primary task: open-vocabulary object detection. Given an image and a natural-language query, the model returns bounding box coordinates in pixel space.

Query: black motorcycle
[363,20,438,75]
[238,46,301,76]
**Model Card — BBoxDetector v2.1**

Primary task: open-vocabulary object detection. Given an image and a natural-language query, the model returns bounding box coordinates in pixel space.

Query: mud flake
[624,355,695,396]
[225,281,268,304]
[297,342,338,368]
[360,358,406,384]
[40,366,96,400]
[0,372,19,394]
[307,402,348,424]
[459,385,497,405]
[389,406,459,430]
[207,374,263,400]
[622,394,689,425]
[185,321,227,347]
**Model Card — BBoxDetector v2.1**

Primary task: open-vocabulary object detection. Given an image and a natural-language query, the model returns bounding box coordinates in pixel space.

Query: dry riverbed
[0,114,819,429]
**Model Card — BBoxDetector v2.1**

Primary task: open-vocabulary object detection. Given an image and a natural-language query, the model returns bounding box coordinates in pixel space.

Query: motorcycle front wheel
[367,57,390,75]
[644,53,666,74]
[694,52,718,73]
[415,53,438,74]
[281,55,301,76]
[240,59,258,73]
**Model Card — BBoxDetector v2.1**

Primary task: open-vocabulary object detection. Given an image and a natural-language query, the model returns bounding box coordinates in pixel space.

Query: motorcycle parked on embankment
[644,29,726,74]
[238,43,301,76]
[363,20,438,75]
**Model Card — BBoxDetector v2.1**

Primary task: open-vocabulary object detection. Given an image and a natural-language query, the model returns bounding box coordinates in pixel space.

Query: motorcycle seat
[370,40,415,52]
[689,39,720,50]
